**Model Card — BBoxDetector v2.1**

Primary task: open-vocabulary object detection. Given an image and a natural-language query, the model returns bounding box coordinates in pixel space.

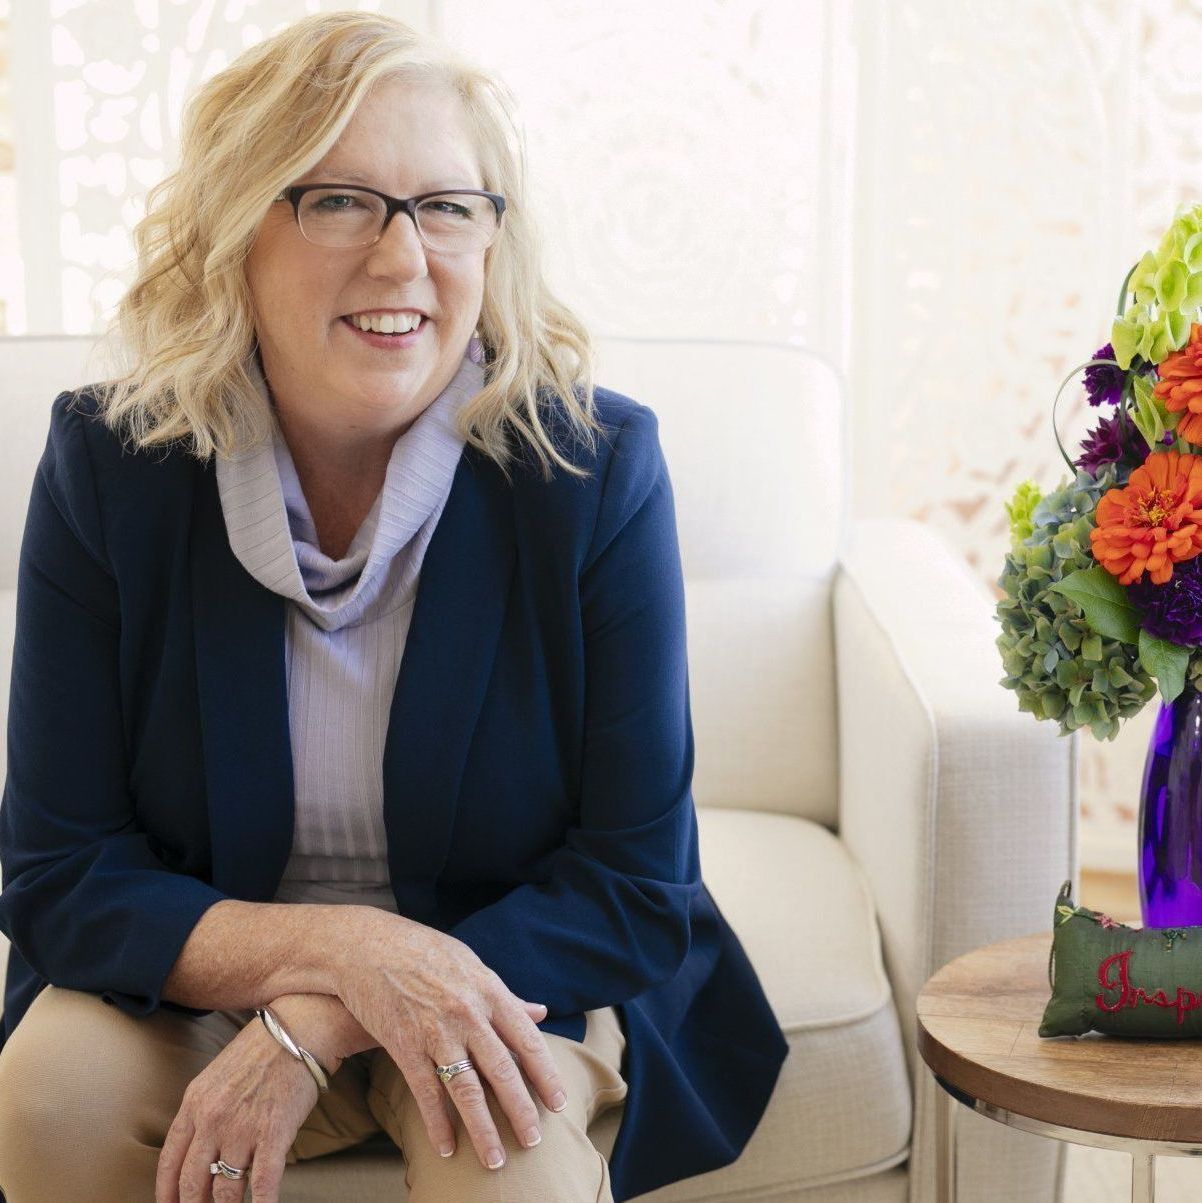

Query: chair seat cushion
[614,808,911,1199]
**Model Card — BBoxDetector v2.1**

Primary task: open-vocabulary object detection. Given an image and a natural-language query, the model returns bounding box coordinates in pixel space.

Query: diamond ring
[435,1059,475,1084]
[209,1159,248,1180]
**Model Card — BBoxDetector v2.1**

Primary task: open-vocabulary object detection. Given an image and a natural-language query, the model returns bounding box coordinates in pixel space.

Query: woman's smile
[338,311,429,350]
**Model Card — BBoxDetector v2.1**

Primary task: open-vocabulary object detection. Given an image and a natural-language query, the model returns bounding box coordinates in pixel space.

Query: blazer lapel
[383,444,516,920]
[190,459,296,899]
[189,442,516,910]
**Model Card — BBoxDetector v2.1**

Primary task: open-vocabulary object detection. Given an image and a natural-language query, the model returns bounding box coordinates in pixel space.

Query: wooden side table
[918,931,1202,1203]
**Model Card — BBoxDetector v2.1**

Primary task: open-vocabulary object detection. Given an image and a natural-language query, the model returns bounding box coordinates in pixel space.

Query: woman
[0,12,787,1203]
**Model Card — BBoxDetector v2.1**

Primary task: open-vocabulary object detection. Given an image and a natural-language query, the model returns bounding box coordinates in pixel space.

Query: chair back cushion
[594,339,845,827]
[0,336,106,590]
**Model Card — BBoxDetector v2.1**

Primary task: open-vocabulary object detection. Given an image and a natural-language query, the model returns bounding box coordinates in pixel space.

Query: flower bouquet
[996,202,1202,925]
[997,203,1202,738]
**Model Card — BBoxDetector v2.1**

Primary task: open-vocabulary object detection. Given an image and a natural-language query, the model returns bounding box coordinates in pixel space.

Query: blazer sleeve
[0,393,227,1018]
[449,405,701,1014]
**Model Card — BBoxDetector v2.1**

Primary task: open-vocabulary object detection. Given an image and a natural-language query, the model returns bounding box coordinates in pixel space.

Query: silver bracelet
[254,1006,331,1094]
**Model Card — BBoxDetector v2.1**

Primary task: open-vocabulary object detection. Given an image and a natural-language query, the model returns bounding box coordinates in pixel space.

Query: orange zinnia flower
[1089,450,1202,585]
[1155,323,1202,445]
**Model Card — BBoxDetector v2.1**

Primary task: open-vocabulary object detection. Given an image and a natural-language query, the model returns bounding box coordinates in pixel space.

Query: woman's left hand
[155,1002,327,1203]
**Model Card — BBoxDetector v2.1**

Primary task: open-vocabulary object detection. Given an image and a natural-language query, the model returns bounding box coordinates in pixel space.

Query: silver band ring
[209,1159,249,1180]
[435,1059,474,1085]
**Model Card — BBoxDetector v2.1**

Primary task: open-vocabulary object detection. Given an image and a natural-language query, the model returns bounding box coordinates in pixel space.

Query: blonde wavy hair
[86,10,602,483]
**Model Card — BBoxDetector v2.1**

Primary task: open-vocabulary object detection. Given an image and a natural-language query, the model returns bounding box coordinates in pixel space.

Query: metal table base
[933,1071,1195,1202]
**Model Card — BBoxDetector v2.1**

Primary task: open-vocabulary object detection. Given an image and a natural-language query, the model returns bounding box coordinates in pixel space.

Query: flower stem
[1116,261,1138,317]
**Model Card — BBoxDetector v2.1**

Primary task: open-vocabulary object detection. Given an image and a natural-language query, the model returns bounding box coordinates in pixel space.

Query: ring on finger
[209,1158,249,1180]
[435,1058,475,1085]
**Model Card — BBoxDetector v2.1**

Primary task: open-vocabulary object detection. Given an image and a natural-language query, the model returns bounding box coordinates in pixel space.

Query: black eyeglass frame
[271,183,507,252]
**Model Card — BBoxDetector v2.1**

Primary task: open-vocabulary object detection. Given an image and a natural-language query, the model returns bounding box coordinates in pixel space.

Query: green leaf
[1138,630,1190,703]
[1049,566,1142,645]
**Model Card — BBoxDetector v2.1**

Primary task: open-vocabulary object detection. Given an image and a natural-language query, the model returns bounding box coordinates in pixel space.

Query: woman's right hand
[335,906,568,1170]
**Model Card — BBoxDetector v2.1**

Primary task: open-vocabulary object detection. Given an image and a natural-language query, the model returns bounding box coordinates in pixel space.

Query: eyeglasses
[272,183,507,254]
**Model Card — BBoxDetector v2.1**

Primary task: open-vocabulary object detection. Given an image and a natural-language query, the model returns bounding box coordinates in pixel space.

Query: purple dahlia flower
[1129,554,1202,646]
[1075,408,1172,475]
[1084,345,1126,407]
[1084,343,1154,407]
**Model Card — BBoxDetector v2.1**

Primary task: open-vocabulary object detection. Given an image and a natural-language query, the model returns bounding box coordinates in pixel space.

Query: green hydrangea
[995,463,1158,741]
[1111,203,1202,369]
[1004,480,1042,552]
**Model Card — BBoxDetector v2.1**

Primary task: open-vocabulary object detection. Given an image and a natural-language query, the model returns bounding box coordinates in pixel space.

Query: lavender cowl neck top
[213,343,484,912]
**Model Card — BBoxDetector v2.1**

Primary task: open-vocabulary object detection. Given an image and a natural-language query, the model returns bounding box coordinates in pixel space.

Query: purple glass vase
[1139,680,1202,926]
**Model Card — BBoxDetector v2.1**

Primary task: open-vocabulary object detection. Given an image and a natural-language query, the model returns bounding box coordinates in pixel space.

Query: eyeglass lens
[296,188,498,251]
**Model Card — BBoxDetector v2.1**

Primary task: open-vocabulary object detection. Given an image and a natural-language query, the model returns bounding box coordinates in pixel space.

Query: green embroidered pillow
[1040,879,1202,1038]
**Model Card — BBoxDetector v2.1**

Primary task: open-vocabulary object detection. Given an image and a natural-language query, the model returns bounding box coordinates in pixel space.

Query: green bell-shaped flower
[1155,260,1189,310]
[1112,304,1150,370]
[1114,205,1202,368]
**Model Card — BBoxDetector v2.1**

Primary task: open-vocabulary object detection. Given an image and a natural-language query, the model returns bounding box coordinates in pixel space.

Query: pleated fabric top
[213,343,484,910]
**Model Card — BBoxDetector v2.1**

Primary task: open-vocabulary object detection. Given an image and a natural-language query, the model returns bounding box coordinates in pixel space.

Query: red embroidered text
[1096,949,1202,1025]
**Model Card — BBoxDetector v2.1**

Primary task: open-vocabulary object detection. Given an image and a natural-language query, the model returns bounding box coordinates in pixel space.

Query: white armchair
[0,334,1076,1201]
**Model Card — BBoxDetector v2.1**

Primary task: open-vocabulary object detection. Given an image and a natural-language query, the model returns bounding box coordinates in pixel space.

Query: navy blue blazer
[0,381,788,1202]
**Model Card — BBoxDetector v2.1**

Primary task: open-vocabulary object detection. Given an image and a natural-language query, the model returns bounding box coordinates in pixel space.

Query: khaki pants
[0,985,628,1202]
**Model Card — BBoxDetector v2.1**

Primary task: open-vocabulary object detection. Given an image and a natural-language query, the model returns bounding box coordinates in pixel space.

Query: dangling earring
[468,331,485,365]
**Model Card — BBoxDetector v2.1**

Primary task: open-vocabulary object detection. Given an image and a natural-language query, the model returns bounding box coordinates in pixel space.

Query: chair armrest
[833,517,1077,1083]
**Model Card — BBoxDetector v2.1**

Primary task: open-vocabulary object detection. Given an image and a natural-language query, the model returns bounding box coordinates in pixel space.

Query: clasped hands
[154,907,567,1203]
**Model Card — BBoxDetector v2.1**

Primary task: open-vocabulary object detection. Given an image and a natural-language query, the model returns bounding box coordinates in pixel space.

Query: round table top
[917,930,1202,1143]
